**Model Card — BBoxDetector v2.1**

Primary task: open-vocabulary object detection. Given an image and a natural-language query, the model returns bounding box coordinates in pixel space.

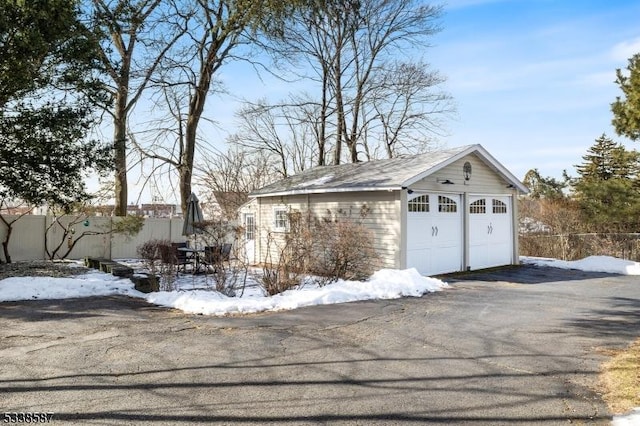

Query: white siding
[254,191,401,269]
[409,153,515,194]
[251,152,523,273]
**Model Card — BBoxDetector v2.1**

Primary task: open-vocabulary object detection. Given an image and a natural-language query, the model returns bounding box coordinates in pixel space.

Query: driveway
[0,264,637,425]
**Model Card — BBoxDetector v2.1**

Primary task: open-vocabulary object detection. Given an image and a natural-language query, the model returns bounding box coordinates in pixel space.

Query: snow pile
[0,265,446,316]
[146,268,447,316]
[0,270,141,301]
[522,255,640,275]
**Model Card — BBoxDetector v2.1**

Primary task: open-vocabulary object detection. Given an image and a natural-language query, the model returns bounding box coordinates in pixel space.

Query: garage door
[407,193,462,275]
[468,195,513,270]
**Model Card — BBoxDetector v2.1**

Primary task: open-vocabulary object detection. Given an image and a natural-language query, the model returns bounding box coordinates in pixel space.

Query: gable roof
[250,144,528,197]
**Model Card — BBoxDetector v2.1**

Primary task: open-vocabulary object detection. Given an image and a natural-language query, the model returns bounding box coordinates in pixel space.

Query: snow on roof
[251,144,527,197]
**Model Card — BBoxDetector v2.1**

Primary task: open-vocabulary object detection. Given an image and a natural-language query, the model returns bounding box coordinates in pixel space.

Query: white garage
[406,193,462,275]
[404,193,515,275]
[246,144,528,276]
[468,195,514,270]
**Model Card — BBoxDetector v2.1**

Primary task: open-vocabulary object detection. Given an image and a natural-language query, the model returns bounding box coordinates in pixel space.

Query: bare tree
[0,199,35,263]
[134,0,300,214]
[230,99,319,177]
[87,0,188,215]
[258,0,450,163]
[370,61,453,158]
[197,147,278,219]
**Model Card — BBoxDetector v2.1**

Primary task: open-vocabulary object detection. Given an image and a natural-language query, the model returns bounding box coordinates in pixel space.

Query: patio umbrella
[182,192,204,238]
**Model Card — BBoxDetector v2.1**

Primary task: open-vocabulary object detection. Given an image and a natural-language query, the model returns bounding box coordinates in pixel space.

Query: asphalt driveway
[0,264,638,425]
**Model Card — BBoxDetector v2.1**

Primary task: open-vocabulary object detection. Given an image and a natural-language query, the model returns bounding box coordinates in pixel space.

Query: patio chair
[202,244,232,272]
[201,245,220,273]
[171,242,191,273]
[220,243,232,261]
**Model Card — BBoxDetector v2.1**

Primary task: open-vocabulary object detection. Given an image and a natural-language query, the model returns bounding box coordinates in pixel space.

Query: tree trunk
[317,65,329,166]
[181,59,211,213]
[333,51,344,165]
[113,88,128,216]
[1,226,12,263]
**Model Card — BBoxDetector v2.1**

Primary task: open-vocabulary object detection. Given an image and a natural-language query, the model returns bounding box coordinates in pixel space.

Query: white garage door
[407,193,462,275]
[468,195,513,270]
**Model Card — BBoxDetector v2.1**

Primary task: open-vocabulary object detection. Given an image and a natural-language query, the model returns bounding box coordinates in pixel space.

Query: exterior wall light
[463,162,472,181]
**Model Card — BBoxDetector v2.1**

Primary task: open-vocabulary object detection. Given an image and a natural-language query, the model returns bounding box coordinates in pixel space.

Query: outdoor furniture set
[171,242,232,275]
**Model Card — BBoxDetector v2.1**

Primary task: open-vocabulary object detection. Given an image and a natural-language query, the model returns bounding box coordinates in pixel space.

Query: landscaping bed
[0,260,89,281]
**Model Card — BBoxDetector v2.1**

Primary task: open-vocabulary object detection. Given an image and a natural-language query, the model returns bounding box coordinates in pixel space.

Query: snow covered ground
[0,260,449,315]
[1,255,637,312]
[0,254,638,423]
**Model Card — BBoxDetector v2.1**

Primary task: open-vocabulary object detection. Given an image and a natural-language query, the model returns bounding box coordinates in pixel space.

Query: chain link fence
[520,233,640,262]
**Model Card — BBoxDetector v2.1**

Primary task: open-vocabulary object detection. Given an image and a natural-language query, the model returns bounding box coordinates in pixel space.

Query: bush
[518,196,640,261]
[520,233,640,261]
[136,239,177,291]
[261,207,379,294]
[311,215,378,284]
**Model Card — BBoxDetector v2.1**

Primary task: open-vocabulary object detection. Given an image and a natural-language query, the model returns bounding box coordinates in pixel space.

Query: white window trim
[273,206,289,232]
[243,213,255,240]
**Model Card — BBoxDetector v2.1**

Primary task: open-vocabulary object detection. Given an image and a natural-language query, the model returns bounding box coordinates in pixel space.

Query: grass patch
[600,338,640,414]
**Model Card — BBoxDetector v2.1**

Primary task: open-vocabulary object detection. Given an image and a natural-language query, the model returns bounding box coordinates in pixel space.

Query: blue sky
[427,0,640,180]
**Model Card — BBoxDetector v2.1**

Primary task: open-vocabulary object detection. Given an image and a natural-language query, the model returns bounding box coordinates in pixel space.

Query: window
[273,207,289,231]
[438,196,457,213]
[493,199,507,214]
[470,199,486,214]
[244,214,255,240]
[408,195,429,212]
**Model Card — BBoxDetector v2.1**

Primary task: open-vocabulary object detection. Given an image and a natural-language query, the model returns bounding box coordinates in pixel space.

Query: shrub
[260,207,379,294]
[136,239,177,291]
[311,218,378,283]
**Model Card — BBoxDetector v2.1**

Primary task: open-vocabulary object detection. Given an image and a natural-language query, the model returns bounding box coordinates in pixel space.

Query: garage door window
[408,195,429,212]
[493,199,507,214]
[470,199,486,214]
[438,196,457,213]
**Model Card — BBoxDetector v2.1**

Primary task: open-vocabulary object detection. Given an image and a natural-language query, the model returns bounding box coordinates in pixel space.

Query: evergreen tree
[612,53,640,141]
[572,134,640,231]
[522,169,566,199]
[0,0,111,207]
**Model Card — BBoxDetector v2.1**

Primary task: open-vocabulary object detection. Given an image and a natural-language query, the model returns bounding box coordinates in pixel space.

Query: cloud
[611,37,640,61]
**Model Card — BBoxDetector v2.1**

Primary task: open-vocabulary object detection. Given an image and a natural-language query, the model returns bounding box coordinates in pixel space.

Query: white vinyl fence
[0,215,185,262]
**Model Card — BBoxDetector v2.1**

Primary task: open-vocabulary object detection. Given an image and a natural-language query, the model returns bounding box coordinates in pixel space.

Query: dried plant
[136,239,177,291]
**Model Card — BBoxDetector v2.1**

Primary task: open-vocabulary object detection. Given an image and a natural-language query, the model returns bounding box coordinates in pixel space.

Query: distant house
[204,191,248,220]
[0,205,47,216]
[0,205,35,215]
[240,144,528,276]
[140,203,179,218]
[91,203,180,218]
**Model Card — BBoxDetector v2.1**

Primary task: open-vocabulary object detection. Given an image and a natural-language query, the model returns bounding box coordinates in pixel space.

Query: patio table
[177,247,205,274]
